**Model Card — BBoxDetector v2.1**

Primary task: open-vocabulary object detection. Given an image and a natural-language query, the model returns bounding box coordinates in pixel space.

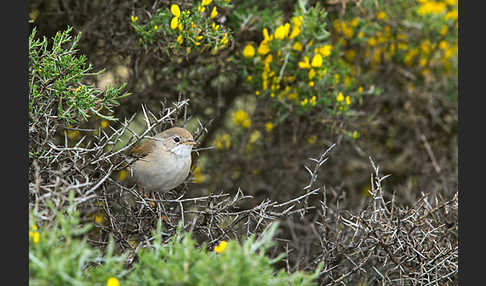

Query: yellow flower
[298,56,311,69]
[334,73,340,84]
[202,0,213,5]
[307,135,317,144]
[131,15,139,23]
[289,26,301,39]
[242,44,255,58]
[106,277,120,286]
[440,25,448,36]
[193,166,207,183]
[368,37,377,46]
[213,133,231,150]
[220,33,229,46]
[249,130,261,144]
[210,6,218,19]
[154,25,158,31]
[345,96,351,105]
[262,28,271,41]
[308,81,315,87]
[170,17,179,30]
[118,169,128,181]
[265,122,274,132]
[352,130,359,139]
[311,54,322,68]
[336,92,344,102]
[214,240,227,253]
[94,213,106,225]
[344,76,351,87]
[100,119,109,129]
[66,129,81,140]
[308,69,316,80]
[257,42,270,55]
[292,42,303,52]
[33,232,39,244]
[177,34,183,44]
[300,98,308,106]
[357,86,363,93]
[288,93,298,100]
[417,2,446,15]
[233,109,251,128]
[309,95,316,106]
[198,5,206,12]
[445,9,458,21]
[171,4,181,17]
[377,11,387,20]
[274,23,290,40]
[319,45,332,57]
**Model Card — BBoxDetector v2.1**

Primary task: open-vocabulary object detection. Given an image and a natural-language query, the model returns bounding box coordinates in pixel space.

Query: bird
[129,127,198,201]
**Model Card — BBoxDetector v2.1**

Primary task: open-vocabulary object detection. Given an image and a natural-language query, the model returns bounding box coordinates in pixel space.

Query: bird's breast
[132,151,191,192]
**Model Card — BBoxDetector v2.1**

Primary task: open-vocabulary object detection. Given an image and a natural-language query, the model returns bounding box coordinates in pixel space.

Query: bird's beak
[183,140,199,146]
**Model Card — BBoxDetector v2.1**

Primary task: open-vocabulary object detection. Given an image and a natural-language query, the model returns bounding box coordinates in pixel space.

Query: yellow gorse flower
[170,4,181,30]
[29,225,40,244]
[214,240,227,253]
[298,56,311,69]
[100,119,109,129]
[106,277,120,286]
[220,33,229,46]
[171,4,181,17]
[307,135,317,144]
[131,15,138,23]
[319,45,332,57]
[193,166,206,183]
[249,130,261,144]
[292,42,303,52]
[265,122,274,132]
[233,109,251,128]
[170,17,179,30]
[213,133,231,150]
[311,54,323,68]
[210,6,218,19]
[242,44,255,58]
[336,92,344,102]
[274,23,290,40]
[377,11,387,20]
[118,169,128,181]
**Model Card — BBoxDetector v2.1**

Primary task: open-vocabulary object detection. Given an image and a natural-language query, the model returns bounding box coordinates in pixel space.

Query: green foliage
[131,0,233,58]
[29,200,320,286]
[126,222,321,286]
[29,197,129,286]
[28,26,129,126]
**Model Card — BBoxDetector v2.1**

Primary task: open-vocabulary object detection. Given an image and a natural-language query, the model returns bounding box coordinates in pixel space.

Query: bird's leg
[137,184,156,207]
[150,192,157,207]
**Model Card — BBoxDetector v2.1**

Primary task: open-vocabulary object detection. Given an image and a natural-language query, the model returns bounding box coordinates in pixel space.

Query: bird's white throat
[170,144,193,157]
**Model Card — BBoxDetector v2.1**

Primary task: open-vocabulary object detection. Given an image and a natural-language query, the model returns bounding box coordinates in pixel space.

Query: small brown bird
[129,127,197,196]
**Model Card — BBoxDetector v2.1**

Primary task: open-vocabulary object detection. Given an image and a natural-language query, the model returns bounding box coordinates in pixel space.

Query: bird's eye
[173,136,181,143]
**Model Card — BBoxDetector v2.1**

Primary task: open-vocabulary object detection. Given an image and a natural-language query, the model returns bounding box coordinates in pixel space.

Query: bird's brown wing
[129,139,156,159]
